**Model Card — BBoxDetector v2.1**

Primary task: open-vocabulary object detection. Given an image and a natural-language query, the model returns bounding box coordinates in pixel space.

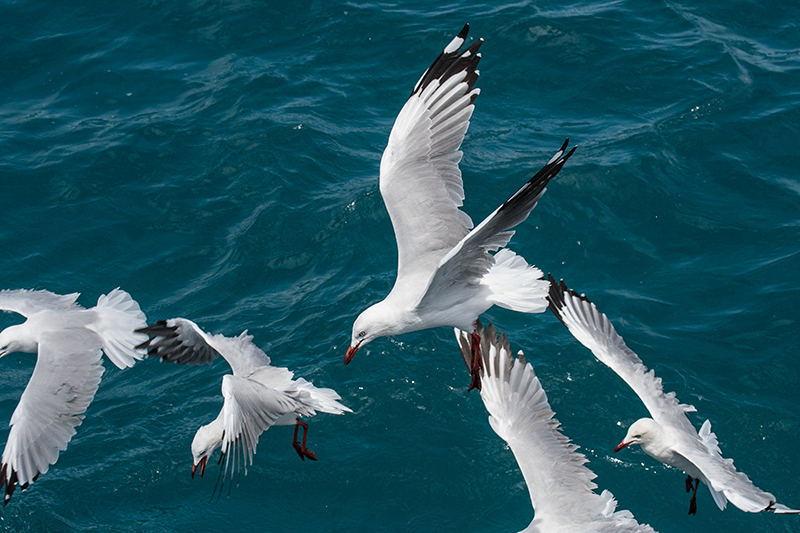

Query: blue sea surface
[1,0,800,531]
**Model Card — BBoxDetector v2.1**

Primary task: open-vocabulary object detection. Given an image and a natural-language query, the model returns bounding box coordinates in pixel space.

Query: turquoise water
[1,0,800,531]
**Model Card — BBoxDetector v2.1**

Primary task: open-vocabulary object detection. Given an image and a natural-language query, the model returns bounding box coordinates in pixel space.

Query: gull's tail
[90,288,148,369]
[482,248,549,313]
[293,378,352,416]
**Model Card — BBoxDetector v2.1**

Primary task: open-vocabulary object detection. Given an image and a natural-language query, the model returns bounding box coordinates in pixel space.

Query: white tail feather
[482,248,548,313]
[293,378,352,415]
[90,288,148,369]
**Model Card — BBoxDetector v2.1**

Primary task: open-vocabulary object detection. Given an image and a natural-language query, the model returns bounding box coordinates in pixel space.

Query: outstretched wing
[547,276,697,434]
[419,141,573,307]
[136,318,221,366]
[456,321,656,532]
[0,330,104,504]
[218,375,308,477]
[674,420,800,514]
[0,290,81,318]
[379,24,482,300]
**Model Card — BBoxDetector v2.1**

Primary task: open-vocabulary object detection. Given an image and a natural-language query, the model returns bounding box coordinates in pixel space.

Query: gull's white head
[191,419,224,479]
[613,418,661,453]
[346,303,400,365]
[0,324,36,357]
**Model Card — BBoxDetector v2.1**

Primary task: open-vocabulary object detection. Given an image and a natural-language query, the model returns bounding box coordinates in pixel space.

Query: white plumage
[137,318,351,480]
[455,321,657,532]
[548,276,799,515]
[346,24,575,384]
[0,288,147,504]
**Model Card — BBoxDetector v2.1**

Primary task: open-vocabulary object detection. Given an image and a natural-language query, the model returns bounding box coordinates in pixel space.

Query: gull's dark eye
[358,331,366,338]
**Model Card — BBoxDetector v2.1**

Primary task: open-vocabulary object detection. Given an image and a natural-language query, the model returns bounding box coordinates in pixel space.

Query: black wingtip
[546,274,596,326]
[411,24,483,97]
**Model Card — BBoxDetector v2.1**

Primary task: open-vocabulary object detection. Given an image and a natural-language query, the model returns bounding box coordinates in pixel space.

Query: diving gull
[136,318,351,480]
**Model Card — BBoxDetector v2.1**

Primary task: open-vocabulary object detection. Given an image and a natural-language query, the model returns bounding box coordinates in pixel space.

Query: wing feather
[455,321,656,532]
[0,330,104,504]
[547,276,697,433]
[0,290,81,318]
[418,142,573,307]
[136,318,221,366]
[379,25,482,296]
[219,375,308,477]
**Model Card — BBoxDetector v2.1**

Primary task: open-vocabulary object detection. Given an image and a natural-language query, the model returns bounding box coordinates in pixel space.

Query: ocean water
[1,0,799,531]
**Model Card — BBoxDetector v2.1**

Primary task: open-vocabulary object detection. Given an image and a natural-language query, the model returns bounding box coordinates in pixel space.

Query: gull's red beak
[192,456,208,478]
[613,441,631,453]
[345,340,362,365]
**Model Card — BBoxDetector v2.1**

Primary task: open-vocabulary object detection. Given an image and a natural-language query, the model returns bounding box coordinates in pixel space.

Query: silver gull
[548,276,799,515]
[0,288,147,504]
[346,24,575,392]
[136,318,351,480]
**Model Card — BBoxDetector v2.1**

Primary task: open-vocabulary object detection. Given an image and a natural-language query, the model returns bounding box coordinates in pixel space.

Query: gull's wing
[218,375,308,477]
[136,318,221,366]
[0,290,81,318]
[419,141,574,307]
[0,330,104,504]
[674,420,800,514]
[138,319,277,380]
[379,24,482,296]
[456,321,656,532]
[547,276,697,434]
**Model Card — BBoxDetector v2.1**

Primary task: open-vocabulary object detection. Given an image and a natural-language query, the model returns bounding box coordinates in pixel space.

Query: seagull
[346,24,575,392]
[0,288,147,505]
[547,276,800,516]
[136,318,351,481]
[455,320,657,532]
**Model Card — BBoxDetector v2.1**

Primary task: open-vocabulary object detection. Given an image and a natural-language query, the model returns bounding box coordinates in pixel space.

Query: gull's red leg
[292,418,318,462]
[687,477,700,515]
[468,331,482,392]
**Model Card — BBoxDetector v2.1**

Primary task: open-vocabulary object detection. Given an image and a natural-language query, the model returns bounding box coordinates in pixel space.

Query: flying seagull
[455,320,657,532]
[346,24,575,392]
[0,288,147,504]
[136,318,351,480]
[548,275,799,515]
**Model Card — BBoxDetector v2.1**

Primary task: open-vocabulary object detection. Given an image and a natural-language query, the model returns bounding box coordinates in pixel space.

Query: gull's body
[548,276,799,515]
[455,321,657,532]
[346,24,575,382]
[0,288,147,504]
[137,318,351,479]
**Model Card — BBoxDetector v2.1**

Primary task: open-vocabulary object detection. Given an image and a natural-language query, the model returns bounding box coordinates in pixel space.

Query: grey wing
[135,318,220,365]
[0,330,104,504]
[0,289,81,317]
[547,276,697,434]
[379,25,482,294]
[218,375,307,477]
[418,141,573,306]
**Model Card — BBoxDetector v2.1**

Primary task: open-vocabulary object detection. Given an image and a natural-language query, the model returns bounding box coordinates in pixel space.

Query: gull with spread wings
[137,318,351,481]
[548,276,799,516]
[346,24,575,391]
[0,288,147,504]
